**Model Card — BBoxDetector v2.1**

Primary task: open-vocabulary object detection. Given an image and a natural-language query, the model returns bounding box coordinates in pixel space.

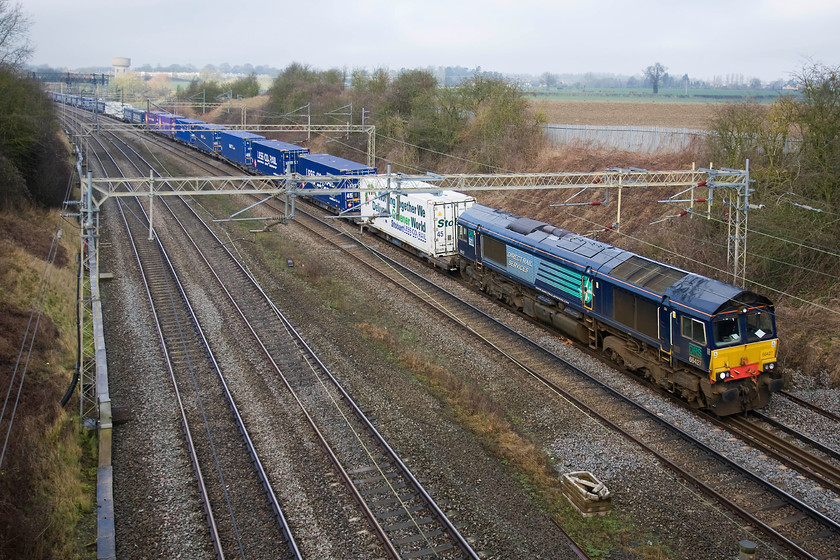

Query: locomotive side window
[713,317,741,345]
[482,234,506,266]
[458,225,469,243]
[680,316,706,345]
[746,311,773,342]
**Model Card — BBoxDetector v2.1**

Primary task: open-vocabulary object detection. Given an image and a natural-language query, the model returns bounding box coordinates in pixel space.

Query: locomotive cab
[701,297,783,414]
[457,224,477,265]
[709,305,779,383]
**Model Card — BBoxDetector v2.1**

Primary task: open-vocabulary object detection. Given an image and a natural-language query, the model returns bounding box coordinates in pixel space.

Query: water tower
[112,57,131,75]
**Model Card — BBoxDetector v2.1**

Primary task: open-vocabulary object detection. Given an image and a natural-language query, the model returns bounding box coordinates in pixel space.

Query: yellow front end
[709,339,778,384]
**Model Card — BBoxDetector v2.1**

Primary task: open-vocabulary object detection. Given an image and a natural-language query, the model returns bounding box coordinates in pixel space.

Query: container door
[433,201,456,255]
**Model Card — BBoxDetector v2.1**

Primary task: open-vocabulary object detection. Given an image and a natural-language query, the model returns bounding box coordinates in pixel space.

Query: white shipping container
[359,178,475,261]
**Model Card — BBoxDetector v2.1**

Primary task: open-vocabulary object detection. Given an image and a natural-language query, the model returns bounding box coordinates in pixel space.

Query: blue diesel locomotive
[457,204,782,415]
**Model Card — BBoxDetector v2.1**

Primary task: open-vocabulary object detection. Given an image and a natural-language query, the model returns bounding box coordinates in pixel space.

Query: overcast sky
[23,0,840,82]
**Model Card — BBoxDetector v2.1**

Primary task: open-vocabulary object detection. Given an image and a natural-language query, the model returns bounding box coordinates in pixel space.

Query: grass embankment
[0,205,94,559]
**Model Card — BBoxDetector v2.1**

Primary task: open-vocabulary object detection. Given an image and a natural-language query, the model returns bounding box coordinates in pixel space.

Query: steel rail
[66,112,226,559]
[158,182,478,559]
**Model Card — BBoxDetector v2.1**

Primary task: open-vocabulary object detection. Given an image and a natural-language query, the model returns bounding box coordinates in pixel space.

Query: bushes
[175,73,261,104]
[0,66,71,209]
[706,64,840,298]
[266,63,544,173]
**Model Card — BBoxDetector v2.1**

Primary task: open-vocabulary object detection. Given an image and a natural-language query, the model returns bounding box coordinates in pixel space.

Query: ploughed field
[532,99,718,129]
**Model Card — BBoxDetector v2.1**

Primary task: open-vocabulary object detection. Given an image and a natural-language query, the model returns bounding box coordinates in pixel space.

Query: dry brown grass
[777,303,840,384]
[478,138,838,387]
[0,205,92,559]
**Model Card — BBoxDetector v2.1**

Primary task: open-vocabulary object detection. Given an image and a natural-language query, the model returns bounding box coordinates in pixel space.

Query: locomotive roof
[459,204,771,317]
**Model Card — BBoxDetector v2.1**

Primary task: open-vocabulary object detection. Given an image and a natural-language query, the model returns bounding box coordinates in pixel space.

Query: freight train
[53,92,783,415]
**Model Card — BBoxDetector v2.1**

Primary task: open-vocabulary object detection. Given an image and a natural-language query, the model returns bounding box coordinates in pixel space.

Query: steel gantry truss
[84,165,753,284]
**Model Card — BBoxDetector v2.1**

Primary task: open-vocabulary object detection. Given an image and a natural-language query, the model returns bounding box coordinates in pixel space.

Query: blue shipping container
[175,118,205,144]
[124,107,146,124]
[296,153,375,213]
[158,113,182,137]
[146,110,167,131]
[194,123,227,153]
[252,140,309,176]
[219,130,265,166]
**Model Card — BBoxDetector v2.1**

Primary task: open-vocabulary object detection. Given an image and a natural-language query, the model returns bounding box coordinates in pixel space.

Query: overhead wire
[366,127,839,307]
[661,223,839,281]
[695,209,840,259]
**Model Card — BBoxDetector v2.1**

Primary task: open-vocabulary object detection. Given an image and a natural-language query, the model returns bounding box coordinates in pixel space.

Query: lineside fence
[543,124,708,153]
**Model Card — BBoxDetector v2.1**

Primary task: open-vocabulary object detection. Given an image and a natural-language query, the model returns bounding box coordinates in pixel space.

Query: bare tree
[644,62,667,94]
[0,0,32,68]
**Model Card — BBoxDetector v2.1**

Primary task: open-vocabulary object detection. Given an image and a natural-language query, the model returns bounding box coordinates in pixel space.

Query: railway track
[71,108,840,558]
[782,391,840,424]
[71,109,484,559]
[67,112,301,558]
[153,181,482,560]
[124,122,840,558]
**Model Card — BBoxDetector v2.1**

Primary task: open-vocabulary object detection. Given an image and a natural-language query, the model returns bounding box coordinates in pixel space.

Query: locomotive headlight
[763,362,776,372]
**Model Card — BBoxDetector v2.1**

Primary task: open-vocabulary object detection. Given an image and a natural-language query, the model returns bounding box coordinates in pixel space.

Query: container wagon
[219,130,266,167]
[360,179,475,269]
[252,139,309,176]
[297,153,376,213]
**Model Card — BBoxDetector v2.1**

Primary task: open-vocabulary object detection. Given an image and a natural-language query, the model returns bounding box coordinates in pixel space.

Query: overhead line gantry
[82,166,752,285]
